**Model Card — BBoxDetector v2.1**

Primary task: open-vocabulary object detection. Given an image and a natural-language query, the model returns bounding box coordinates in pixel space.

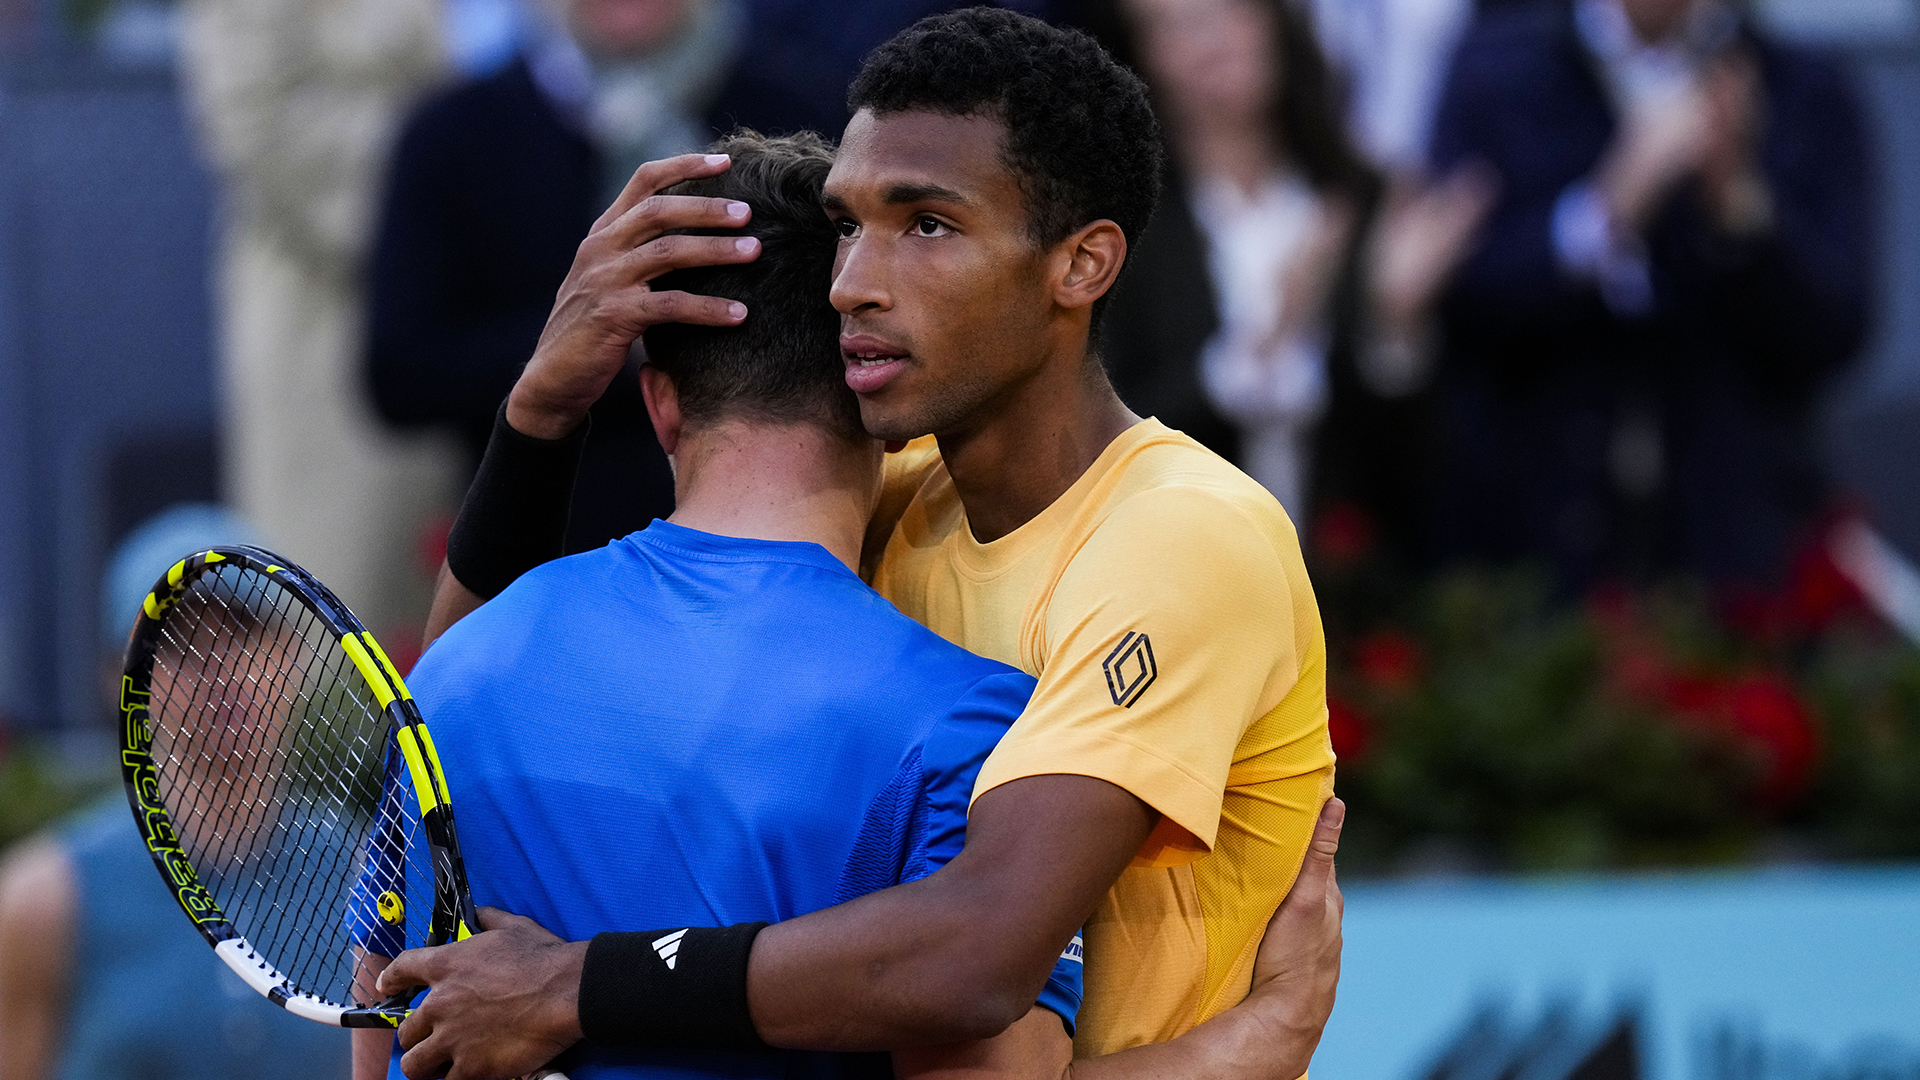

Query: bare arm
[749,774,1154,1048]
[423,560,486,648]
[383,775,1155,1078]
[352,951,395,1080]
[895,798,1345,1080]
[0,838,77,1080]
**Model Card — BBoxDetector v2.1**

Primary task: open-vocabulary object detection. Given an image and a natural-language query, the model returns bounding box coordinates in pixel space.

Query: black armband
[579,922,769,1050]
[444,401,588,599]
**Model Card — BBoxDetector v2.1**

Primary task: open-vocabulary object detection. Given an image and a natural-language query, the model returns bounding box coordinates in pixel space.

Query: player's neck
[934,342,1140,545]
[666,419,882,572]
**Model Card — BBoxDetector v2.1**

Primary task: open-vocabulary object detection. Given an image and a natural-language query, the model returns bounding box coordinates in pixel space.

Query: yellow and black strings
[141,564,432,1006]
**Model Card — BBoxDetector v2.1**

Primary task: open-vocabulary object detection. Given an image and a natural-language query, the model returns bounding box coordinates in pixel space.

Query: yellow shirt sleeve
[970,485,1305,867]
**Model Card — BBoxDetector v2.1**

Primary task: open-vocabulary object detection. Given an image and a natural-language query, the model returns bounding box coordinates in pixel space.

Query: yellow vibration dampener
[377,891,404,924]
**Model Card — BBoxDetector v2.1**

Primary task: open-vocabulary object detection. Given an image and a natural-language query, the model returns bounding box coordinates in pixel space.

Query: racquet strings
[142,562,433,1007]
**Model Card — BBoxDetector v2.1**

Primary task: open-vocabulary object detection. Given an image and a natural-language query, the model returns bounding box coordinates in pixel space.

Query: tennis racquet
[119,545,568,1077]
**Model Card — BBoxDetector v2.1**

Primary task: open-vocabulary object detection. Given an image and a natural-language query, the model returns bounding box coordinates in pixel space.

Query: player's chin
[856,398,936,445]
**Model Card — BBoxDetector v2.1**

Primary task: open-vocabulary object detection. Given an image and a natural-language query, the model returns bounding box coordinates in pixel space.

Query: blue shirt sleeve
[910,670,1084,1034]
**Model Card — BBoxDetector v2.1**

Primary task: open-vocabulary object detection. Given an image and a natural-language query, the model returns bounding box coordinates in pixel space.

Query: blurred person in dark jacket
[1100,0,1378,526]
[1425,0,1872,592]
[367,0,741,552]
[707,0,1054,138]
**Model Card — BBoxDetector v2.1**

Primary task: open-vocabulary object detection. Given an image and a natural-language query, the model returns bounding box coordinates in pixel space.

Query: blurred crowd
[161,0,1875,645]
[0,0,1890,1075]
[1098,0,1870,602]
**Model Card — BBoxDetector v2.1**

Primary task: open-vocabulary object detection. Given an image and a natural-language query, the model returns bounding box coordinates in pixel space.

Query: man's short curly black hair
[847,7,1164,251]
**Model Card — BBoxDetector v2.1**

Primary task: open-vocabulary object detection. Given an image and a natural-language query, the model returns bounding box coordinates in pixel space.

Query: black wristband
[444,400,588,599]
[579,922,769,1050]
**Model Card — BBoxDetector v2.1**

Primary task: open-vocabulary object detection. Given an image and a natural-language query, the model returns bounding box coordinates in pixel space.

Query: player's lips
[842,334,908,395]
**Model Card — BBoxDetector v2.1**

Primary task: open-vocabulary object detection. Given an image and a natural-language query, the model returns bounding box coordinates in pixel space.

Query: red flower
[1657,669,1820,807]
[1354,630,1423,693]
[1787,523,1866,633]
[1723,673,1820,805]
[1312,502,1375,568]
[1326,695,1373,763]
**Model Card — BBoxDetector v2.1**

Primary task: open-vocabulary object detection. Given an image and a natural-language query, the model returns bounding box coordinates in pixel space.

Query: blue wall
[0,59,216,732]
[1320,867,1920,1080]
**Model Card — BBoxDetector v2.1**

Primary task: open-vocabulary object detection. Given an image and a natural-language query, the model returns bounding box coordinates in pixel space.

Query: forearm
[352,950,393,1080]
[0,840,74,1080]
[748,868,1055,1049]
[424,560,487,648]
[1068,987,1320,1080]
[749,776,1152,1049]
[354,1029,395,1080]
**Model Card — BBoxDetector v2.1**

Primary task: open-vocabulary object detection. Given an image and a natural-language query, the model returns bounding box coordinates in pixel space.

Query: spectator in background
[180,0,464,634]
[708,0,1054,137]
[1426,0,1872,593]
[0,506,347,1080]
[1101,0,1373,523]
[368,0,742,551]
[1308,0,1473,176]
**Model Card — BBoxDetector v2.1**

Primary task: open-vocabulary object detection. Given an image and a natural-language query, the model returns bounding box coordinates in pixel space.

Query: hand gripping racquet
[119,546,568,1078]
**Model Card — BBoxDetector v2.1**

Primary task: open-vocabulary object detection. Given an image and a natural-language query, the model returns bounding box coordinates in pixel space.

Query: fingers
[475,907,567,947]
[475,906,533,933]
[398,1025,450,1080]
[614,288,749,330]
[612,232,760,288]
[1261,797,1343,938]
[378,945,441,996]
[604,194,753,252]
[1309,797,1345,861]
[1273,797,1343,925]
[593,152,735,233]
[395,988,435,1057]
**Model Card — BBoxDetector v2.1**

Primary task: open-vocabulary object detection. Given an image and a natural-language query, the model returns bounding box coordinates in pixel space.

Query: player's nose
[830,235,892,315]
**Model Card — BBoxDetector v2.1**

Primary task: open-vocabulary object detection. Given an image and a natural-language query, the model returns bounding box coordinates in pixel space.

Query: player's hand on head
[380,907,587,1080]
[508,152,761,440]
[1247,797,1344,1039]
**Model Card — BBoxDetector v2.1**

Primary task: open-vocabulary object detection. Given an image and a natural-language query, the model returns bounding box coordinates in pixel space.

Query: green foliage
[1801,632,1920,857]
[0,742,113,853]
[1323,565,1918,873]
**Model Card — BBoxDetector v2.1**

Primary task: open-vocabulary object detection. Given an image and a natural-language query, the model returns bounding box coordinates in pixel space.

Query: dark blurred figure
[708,0,1054,137]
[1100,0,1380,529]
[1425,0,1872,592]
[368,0,742,551]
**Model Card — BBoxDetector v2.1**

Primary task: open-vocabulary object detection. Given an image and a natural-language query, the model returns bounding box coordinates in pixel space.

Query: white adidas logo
[653,929,689,970]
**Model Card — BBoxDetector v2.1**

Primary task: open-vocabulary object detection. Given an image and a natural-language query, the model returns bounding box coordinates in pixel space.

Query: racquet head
[119,546,477,1028]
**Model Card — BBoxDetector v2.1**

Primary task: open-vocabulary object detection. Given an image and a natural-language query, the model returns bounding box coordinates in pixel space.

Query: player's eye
[914,217,950,238]
[835,219,860,240]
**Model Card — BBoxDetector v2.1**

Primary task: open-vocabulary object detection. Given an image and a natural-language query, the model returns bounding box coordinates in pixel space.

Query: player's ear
[1051,219,1127,313]
[639,365,684,457]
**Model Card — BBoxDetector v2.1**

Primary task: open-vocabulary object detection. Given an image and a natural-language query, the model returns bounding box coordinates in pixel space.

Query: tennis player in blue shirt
[352,131,1081,1080]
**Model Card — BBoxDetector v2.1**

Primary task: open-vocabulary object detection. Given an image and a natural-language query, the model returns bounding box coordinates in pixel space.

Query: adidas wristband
[579,922,769,1050]
[444,400,588,600]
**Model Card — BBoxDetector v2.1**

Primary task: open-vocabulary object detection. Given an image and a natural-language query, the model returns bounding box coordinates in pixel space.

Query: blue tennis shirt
[389,521,1079,1079]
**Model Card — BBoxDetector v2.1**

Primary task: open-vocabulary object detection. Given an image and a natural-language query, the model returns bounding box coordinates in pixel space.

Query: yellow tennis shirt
[867,418,1335,1056]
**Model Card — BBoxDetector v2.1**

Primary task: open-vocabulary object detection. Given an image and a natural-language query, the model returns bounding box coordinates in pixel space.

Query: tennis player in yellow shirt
[381,9,1336,1078]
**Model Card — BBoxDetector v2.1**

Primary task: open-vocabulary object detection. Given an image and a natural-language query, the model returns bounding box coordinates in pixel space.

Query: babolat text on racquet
[119,545,567,1077]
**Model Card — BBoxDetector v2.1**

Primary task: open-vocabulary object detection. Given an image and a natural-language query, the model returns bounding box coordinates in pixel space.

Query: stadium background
[0,0,1914,1076]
